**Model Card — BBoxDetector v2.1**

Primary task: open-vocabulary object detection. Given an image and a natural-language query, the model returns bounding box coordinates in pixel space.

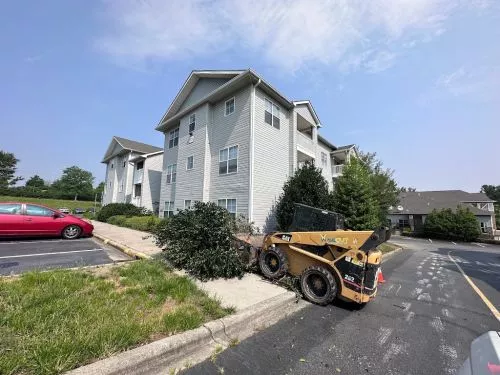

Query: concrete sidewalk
[90,220,294,311]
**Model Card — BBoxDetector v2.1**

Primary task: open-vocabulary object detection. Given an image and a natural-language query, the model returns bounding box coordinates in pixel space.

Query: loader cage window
[288,203,344,232]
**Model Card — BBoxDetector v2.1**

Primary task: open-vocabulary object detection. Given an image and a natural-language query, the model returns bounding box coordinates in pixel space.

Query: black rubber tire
[62,225,82,240]
[300,265,337,305]
[259,247,288,279]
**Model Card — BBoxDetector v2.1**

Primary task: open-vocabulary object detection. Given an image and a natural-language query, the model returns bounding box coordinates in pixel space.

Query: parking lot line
[0,239,89,245]
[0,249,102,259]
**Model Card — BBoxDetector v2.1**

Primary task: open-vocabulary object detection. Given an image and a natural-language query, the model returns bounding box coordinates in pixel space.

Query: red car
[0,202,94,239]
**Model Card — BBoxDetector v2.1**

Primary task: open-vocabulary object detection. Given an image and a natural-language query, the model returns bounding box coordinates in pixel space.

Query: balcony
[332,164,344,176]
[296,131,316,156]
[133,170,143,184]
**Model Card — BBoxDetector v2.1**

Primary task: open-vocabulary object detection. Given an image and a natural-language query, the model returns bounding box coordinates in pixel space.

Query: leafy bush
[97,203,144,222]
[423,206,480,242]
[107,215,127,226]
[275,161,334,231]
[124,216,162,232]
[153,201,245,280]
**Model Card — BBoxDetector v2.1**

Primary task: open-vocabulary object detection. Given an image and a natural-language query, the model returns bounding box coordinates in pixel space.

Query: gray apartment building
[155,69,355,231]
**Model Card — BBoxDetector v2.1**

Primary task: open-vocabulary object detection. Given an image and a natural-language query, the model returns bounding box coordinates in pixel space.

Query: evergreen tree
[275,161,333,230]
[332,158,379,230]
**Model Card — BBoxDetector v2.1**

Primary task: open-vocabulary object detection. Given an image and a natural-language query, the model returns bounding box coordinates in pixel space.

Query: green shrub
[423,206,480,242]
[107,215,127,226]
[153,201,245,280]
[124,216,161,232]
[97,203,144,222]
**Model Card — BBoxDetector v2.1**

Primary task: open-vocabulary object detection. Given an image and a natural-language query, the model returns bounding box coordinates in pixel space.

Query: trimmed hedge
[423,207,480,242]
[97,203,145,222]
[107,215,162,232]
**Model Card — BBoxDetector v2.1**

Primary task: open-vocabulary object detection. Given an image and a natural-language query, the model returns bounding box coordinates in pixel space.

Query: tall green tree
[25,175,45,189]
[52,166,94,200]
[275,161,333,230]
[358,151,399,224]
[0,151,23,189]
[94,182,105,197]
[332,157,379,230]
[481,184,500,226]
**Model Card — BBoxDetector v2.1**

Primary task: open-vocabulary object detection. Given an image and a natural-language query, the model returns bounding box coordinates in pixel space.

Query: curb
[66,291,306,375]
[381,246,404,263]
[92,233,151,260]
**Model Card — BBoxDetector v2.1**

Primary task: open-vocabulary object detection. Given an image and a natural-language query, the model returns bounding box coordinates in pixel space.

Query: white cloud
[96,0,489,73]
[436,66,500,98]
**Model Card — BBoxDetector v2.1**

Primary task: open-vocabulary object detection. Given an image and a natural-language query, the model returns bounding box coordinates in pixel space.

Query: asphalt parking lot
[0,237,131,275]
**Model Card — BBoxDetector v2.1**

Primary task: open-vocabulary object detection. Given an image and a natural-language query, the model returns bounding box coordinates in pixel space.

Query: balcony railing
[332,164,344,176]
[296,131,315,153]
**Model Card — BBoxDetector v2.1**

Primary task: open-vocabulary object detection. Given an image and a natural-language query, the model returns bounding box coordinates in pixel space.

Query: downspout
[249,78,261,223]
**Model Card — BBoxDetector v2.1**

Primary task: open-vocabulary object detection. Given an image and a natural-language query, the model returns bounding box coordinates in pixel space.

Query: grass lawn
[377,242,400,254]
[0,260,233,375]
[0,196,99,211]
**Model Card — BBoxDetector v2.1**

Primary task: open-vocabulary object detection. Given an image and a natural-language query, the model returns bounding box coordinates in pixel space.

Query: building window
[218,199,237,218]
[122,159,126,168]
[108,181,112,188]
[118,182,124,193]
[321,152,327,167]
[184,200,192,209]
[265,98,280,129]
[225,97,235,116]
[166,164,177,184]
[186,156,194,170]
[398,219,409,228]
[111,163,114,169]
[480,222,489,233]
[189,114,196,133]
[164,201,174,217]
[134,183,142,197]
[219,145,238,175]
[168,128,179,149]
[137,161,144,170]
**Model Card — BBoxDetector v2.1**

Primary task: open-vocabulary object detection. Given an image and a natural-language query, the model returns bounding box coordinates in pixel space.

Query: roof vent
[397,205,403,211]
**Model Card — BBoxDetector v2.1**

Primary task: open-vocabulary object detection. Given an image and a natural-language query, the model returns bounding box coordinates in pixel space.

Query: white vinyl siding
[219,145,238,175]
[252,88,291,231]
[218,198,237,218]
[225,97,235,116]
[208,85,251,220]
[178,77,231,112]
[317,141,334,190]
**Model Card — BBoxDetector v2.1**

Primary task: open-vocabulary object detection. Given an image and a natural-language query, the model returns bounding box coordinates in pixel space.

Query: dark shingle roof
[389,190,494,216]
[334,144,355,151]
[114,136,162,154]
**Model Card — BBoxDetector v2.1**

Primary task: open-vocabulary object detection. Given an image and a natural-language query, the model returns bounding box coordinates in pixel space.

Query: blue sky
[1,0,499,192]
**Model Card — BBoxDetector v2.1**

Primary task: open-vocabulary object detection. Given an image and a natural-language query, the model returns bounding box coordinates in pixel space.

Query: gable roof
[390,190,494,216]
[156,69,298,132]
[292,100,321,127]
[101,136,162,163]
[160,70,245,123]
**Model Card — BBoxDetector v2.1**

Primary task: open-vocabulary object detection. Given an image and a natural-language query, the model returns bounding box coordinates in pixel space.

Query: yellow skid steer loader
[259,204,391,305]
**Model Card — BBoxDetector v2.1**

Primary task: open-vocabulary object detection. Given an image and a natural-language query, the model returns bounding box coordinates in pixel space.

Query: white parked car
[58,208,71,214]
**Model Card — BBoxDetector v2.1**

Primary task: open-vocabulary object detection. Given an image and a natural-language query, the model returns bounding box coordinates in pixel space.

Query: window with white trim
[219,145,238,175]
[186,156,194,170]
[122,159,126,168]
[118,182,124,193]
[189,114,196,133]
[321,152,327,167]
[164,201,174,217]
[225,97,235,116]
[166,164,177,184]
[184,200,192,209]
[134,183,142,197]
[168,128,179,149]
[218,198,237,218]
[137,161,144,170]
[265,98,280,129]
